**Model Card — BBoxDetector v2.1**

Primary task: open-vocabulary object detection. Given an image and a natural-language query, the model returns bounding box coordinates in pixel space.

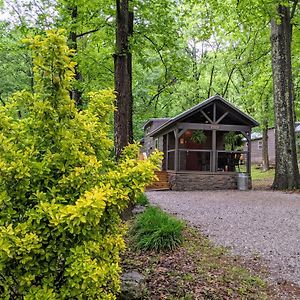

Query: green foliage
[0,30,162,299]
[135,193,149,206]
[191,130,207,144]
[251,166,275,180]
[130,206,184,252]
[2,0,300,142]
[224,132,243,151]
[0,23,33,101]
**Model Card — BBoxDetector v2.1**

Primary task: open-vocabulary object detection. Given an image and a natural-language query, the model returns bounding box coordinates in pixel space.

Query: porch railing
[216,150,248,172]
[167,149,248,173]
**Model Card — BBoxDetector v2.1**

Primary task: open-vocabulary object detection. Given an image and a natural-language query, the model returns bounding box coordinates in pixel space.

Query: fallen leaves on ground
[122,227,277,299]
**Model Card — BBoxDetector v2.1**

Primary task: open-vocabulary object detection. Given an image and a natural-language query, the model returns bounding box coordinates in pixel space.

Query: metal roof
[143,118,171,130]
[150,95,259,137]
[245,124,300,141]
[242,132,262,142]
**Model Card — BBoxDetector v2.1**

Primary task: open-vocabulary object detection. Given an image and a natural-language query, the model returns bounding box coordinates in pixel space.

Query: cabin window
[155,139,159,149]
[258,140,263,150]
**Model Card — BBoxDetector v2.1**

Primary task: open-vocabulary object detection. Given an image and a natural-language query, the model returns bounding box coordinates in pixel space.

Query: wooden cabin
[144,95,259,190]
[244,123,300,165]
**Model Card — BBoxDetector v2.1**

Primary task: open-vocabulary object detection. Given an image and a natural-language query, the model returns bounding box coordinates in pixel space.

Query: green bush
[0,30,162,299]
[131,206,184,252]
[135,193,149,206]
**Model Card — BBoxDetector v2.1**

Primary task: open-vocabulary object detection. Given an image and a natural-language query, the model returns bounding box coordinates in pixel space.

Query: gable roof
[143,118,171,130]
[150,95,259,137]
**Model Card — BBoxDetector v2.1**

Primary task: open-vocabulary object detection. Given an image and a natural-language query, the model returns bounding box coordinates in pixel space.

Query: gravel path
[147,190,300,287]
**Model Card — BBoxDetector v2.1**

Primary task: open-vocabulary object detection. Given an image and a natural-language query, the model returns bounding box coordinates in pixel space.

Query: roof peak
[149,95,259,137]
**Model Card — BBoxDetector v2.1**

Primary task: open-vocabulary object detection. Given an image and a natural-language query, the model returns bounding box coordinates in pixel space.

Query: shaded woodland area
[1,2,300,299]
[0,0,299,189]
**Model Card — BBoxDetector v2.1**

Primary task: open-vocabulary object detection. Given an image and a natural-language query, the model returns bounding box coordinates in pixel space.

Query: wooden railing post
[166,133,169,170]
[212,130,217,172]
[174,128,179,172]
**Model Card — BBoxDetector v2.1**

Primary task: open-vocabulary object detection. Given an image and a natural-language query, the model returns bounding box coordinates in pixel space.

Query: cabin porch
[146,96,258,191]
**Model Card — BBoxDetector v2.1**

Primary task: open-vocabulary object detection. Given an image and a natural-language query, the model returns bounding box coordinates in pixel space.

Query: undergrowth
[135,192,149,206]
[130,206,184,252]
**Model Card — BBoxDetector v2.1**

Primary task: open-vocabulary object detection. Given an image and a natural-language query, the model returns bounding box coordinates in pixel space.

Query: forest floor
[122,222,300,299]
[251,167,275,190]
[122,226,269,299]
[121,169,300,299]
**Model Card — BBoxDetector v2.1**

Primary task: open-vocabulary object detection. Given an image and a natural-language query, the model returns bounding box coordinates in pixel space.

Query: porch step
[147,181,169,190]
[147,171,170,190]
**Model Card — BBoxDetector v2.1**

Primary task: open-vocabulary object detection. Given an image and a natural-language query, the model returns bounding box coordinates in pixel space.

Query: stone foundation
[168,172,244,191]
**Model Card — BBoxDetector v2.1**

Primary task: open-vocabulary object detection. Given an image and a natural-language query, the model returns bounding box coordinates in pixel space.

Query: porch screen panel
[167,150,175,170]
[178,150,212,171]
[217,151,248,173]
[168,132,175,150]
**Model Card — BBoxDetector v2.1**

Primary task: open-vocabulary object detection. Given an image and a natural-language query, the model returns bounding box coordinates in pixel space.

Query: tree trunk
[69,5,83,107]
[271,4,299,189]
[128,10,134,143]
[261,97,270,172]
[261,127,269,172]
[114,0,133,159]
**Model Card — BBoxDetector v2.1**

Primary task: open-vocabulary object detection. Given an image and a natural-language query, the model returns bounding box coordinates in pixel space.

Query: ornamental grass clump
[135,192,149,206]
[131,206,184,252]
[0,30,162,299]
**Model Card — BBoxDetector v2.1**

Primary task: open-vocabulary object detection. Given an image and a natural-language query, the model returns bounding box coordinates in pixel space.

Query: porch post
[213,103,217,123]
[212,130,217,172]
[212,103,217,172]
[166,133,169,170]
[174,128,179,171]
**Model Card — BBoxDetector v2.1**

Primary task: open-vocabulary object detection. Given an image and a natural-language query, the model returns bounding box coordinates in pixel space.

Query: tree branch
[207,65,215,98]
[291,0,299,20]
[76,28,100,38]
[141,33,169,80]
[147,78,177,108]
[246,49,271,65]
[0,93,5,106]
[76,16,112,38]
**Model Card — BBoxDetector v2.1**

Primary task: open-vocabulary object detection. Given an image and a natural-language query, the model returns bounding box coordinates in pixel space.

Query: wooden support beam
[216,111,229,124]
[178,128,186,138]
[212,130,216,172]
[178,122,251,132]
[241,131,250,141]
[200,110,213,123]
[151,127,175,138]
[166,133,169,170]
[213,103,216,123]
[174,129,179,172]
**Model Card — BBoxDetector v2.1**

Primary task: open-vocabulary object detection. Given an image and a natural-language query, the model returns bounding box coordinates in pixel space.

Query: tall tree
[68,3,83,107]
[0,23,33,100]
[114,0,133,159]
[271,2,299,189]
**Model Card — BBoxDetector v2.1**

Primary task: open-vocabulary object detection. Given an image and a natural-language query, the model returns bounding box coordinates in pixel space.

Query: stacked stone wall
[168,172,243,190]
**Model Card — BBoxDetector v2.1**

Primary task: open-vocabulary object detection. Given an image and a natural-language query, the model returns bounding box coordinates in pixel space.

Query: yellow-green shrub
[0,30,162,299]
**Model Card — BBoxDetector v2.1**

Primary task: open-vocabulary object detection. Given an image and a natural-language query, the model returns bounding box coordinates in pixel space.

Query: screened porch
[165,129,250,173]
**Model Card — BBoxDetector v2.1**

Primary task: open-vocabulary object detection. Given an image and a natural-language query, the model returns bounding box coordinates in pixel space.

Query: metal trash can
[237,173,249,191]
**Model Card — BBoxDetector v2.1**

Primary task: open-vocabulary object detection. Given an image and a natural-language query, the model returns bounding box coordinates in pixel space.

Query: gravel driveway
[147,190,300,287]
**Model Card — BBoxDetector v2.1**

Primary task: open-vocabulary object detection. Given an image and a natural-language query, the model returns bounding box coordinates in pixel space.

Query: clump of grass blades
[135,193,149,206]
[130,206,184,252]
